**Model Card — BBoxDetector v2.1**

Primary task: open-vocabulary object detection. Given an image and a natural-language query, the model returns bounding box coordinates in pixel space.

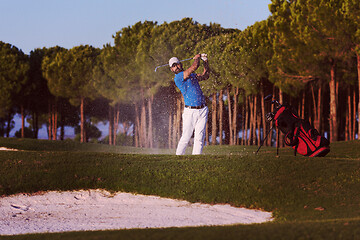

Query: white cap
[169,57,180,67]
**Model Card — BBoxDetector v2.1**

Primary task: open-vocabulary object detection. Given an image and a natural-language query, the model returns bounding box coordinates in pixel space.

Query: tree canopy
[1,5,360,144]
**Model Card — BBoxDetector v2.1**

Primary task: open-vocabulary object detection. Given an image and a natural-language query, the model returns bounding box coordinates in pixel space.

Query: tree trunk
[311,83,320,132]
[279,89,284,147]
[232,87,239,145]
[168,110,173,148]
[33,112,39,139]
[244,96,249,145]
[241,93,248,145]
[346,87,351,141]
[109,105,113,145]
[241,95,245,145]
[227,87,233,145]
[141,98,147,148]
[205,122,209,146]
[352,88,356,140]
[52,102,58,141]
[317,85,322,133]
[113,104,120,145]
[329,59,338,142]
[211,92,217,145]
[134,103,140,148]
[6,113,10,138]
[218,90,223,145]
[21,105,25,138]
[261,88,266,146]
[301,91,305,119]
[276,89,280,149]
[60,110,65,141]
[357,52,360,139]
[147,95,153,148]
[257,94,261,146]
[80,97,85,143]
[253,95,258,145]
[248,95,253,145]
[52,105,55,140]
[113,106,117,145]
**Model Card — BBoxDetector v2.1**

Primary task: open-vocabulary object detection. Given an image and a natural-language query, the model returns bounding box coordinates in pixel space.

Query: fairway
[1,138,360,239]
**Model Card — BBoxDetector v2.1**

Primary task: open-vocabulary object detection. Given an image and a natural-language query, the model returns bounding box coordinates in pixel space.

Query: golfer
[169,53,210,155]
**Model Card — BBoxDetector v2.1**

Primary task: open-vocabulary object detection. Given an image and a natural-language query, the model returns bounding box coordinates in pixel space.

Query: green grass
[1,137,360,239]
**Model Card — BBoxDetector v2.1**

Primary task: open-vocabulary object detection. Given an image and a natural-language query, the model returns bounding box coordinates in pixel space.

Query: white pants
[176,106,208,155]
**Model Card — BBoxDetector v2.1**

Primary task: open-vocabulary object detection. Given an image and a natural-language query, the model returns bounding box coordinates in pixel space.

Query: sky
[1,0,271,54]
[1,0,271,138]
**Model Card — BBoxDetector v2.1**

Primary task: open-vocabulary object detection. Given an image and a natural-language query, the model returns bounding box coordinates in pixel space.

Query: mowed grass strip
[0,137,173,154]
[4,219,360,240]
[1,138,360,239]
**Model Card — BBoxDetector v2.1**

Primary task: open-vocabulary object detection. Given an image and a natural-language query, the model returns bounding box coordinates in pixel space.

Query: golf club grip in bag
[274,105,330,157]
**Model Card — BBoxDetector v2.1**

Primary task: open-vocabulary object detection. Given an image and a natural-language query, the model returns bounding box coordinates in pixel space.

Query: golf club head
[272,99,281,108]
[264,94,281,107]
[265,112,275,122]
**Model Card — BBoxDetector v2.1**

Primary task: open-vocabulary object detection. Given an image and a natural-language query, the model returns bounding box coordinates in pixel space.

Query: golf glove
[201,53,208,61]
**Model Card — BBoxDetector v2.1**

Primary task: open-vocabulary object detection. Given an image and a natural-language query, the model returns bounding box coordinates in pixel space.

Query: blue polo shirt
[174,72,205,107]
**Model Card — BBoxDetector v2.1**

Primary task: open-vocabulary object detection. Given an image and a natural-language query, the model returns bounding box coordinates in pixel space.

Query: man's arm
[183,54,201,80]
[196,59,210,82]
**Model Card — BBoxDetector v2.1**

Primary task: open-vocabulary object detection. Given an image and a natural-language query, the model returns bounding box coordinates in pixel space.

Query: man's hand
[197,53,210,82]
[193,54,201,60]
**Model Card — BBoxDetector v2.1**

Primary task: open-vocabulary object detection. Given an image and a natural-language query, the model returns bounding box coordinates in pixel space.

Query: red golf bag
[274,105,330,157]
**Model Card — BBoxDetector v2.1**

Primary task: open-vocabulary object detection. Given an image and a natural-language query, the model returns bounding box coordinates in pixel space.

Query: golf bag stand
[256,122,275,154]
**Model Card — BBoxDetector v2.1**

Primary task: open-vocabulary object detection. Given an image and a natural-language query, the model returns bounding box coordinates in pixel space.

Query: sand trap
[0,189,273,236]
[0,147,19,151]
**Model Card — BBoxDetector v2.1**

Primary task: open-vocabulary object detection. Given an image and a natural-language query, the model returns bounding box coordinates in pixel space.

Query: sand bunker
[0,189,273,235]
[0,147,19,151]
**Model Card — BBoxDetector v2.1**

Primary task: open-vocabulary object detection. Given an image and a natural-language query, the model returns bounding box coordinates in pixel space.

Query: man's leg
[176,108,195,155]
[192,106,208,155]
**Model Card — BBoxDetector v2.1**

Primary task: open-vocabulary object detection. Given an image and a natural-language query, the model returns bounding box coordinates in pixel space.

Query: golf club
[264,94,281,108]
[154,57,193,72]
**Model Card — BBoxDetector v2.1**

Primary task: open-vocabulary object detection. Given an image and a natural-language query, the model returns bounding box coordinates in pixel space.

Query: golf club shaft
[154,57,193,72]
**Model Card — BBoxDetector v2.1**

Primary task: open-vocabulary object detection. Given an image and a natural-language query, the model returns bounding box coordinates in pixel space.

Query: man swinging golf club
[169,53,210,155]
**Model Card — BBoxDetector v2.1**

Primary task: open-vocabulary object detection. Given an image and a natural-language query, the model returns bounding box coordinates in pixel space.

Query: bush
[14,127,35,138]
[101,133,133,146]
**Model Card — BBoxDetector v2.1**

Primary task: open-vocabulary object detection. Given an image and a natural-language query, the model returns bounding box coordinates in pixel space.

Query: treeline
[0,0,359,148]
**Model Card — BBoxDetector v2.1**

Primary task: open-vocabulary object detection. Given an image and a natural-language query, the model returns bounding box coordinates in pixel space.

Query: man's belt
[185,105,205,109]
